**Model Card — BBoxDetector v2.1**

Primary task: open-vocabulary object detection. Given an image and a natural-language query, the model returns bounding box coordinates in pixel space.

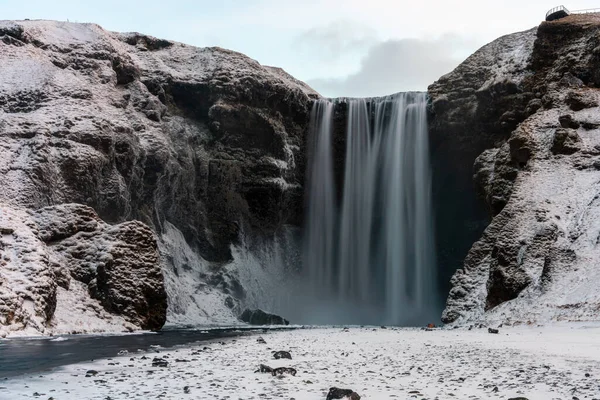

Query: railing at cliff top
[546,5,570,19]
[546,5,600,20]
[572,7,600,14]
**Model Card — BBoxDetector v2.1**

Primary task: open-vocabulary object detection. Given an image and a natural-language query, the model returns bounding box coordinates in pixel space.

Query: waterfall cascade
[304,92,436,325]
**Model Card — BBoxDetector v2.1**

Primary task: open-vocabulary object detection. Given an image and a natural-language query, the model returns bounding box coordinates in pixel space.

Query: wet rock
[272,367,297,376]
[240,309,289,325]
[254,364,274,374]
[326,387,361,400]
[273,350,292,360]
[151,357,168,368]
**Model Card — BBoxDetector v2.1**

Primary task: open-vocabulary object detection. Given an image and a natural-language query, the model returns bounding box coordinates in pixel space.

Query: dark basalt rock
[240,309,289,326]
[326,387,361,400]
[272,367,296,376]
[273,350,292,360]
[254,364,273,374]
[151,357,169,368]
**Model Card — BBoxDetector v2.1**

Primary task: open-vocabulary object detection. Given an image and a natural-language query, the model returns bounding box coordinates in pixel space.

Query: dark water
[0,327,280,379]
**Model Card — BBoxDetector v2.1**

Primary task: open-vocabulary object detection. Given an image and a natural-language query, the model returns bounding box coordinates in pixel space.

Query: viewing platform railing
[546,5,600,21]
[546,5,570,19]
[572,7,600,14]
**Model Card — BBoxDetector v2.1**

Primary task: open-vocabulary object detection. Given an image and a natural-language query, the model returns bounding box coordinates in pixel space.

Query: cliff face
[431,14,600,325]
[0,20,316,335]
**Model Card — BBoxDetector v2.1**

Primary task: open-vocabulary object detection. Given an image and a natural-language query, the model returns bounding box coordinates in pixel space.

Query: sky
[2,0,600,97]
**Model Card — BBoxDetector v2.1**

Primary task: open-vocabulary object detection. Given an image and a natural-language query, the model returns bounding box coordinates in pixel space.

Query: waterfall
[304,92,436,325]
[304,100,337,290]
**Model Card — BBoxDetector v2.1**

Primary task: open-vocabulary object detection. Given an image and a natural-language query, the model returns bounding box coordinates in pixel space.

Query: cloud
[307,35,479,97]
[294,20,378,62]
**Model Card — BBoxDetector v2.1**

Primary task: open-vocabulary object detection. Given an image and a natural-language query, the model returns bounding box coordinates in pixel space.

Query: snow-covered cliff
[0,20,316,336]
[431,14,600,325]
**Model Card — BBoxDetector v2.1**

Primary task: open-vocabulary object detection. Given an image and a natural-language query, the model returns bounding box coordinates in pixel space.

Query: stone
[254,364,274,374]
[271,367,297,376]
[151,357,168,368]
[326,387,361,400]
[273,351,292,360]
[240,309,289,325]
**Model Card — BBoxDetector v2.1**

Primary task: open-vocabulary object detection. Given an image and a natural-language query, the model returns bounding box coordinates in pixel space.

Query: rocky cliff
[431,14,600,325]
[0,20,316,336]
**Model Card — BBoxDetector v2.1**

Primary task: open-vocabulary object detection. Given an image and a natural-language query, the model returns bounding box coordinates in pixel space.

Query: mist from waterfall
[303,92,436,325]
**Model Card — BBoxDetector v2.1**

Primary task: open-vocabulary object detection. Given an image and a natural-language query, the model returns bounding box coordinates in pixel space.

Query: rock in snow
[0,19,316,335]
[240,308,290,325]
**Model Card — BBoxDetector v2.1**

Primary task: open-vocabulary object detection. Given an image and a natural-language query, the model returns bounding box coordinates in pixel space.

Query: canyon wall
[0,20,316,335]
[431,14,600,325]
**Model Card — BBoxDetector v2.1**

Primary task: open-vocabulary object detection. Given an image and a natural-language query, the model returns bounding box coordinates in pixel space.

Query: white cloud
[308,35,477,97]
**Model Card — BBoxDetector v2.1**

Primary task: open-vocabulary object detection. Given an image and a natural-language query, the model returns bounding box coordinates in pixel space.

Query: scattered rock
[488,328,499,334]
[254,364,274,374]
[272,351,292,360]
[151,357,168,368]
[272,367,297,377]
[326,387,361,400]
[256,337,267,344]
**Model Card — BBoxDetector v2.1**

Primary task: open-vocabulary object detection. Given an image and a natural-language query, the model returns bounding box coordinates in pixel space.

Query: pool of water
[0,327,280,379]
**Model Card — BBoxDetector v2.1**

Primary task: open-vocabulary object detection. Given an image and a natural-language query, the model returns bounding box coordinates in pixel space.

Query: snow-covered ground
[2,324,599,399]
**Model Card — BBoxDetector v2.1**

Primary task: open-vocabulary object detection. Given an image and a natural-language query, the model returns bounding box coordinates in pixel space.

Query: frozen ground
[1,324,599,399]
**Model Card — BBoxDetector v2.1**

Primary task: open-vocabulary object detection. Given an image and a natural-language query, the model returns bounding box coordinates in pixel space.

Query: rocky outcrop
[432,14,600,325]
[0,20,316,335]
[0,203,165,336]
[239,308,289,325]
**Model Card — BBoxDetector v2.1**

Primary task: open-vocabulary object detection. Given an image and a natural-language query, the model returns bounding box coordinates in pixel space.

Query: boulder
[0,19,317,334]
[240,309,289,325]
[326,387,361,400]
[0,203,166,334]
